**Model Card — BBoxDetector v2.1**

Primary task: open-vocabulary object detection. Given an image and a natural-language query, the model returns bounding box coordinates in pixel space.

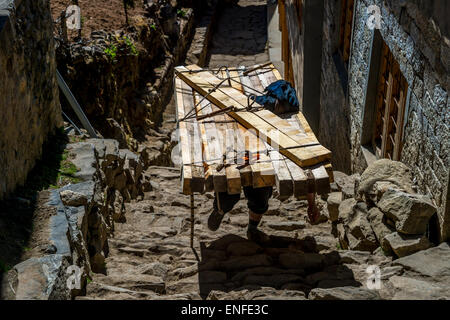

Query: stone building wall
[318,0,352,173]
[0,0,63,200]
[347,0,449,240]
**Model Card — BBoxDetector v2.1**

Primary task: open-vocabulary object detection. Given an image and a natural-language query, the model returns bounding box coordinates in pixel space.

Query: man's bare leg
[307,192,320,224]
[247,210,270,243]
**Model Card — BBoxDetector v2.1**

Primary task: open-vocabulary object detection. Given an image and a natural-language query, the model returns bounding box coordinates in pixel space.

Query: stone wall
[0,0,63,200]
[347,0,449,241]
[318,0,352,173]
[55,2,195,150]
[1,137,151,299]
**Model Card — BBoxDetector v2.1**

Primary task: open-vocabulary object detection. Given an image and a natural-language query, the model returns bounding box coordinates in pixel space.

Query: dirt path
[81,0,391,300]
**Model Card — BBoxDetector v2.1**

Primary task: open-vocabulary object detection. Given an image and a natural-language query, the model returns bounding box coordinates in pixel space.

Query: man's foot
[207,209,225,231]
[247,228,271,245]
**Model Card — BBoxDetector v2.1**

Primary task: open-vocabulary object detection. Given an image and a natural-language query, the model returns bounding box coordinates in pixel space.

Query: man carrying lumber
[208,80,321,243]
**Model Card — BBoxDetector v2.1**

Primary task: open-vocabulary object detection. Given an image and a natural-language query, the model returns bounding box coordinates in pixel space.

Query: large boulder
[393,242,450,280]
[383,232,432,258]
[377,189,437,235]
[357,159,415,201]
[386,276,450,300]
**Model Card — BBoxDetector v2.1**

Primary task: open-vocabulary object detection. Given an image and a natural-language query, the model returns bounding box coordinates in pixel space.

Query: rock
[105,118,128,148]
[207,288,307,300]
[117,247,147,257]
[343,201,378,252]
[59,190,88,207]
[327,192,342,222]
[357,159,415,200]
[393,242,450,280]
[387,276,450,300]
[67,143,98,181]
[333,171,360,199]
[138,262,169,278]
[201,249,227,261]
[226,241,263,256]
[367,207,395,253]
[369,181,401,203]
[314,236,337,252]
[171,264,198,279]
[266,221,306,231]
[208,234,247,250]
[338,198,358,222]
[317,279,361,288]
[1,255,72,300]
[308,287,381,300]
[338,250,371,265]
[380,266,403,280]
[231,266,304,281]
[243,274,304,288]
[279,253,324,271]
[383,232,432,257]
[218,254,273,271]
[336,223,348,249]
[377,189,437,235]
[198,271,227,284]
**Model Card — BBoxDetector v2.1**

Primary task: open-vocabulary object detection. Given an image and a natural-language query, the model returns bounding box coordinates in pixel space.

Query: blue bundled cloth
[251,80,299,114]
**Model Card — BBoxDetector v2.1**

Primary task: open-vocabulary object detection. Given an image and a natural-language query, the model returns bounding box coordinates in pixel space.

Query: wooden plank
[250,152,276,189]
[311,165,331,195]
[180,81,205,193]
[218,69,243,195]
[175,66,331,167]
[201,100,229,193]
[245,70,292,197]
[194,64,317,147]
[287,115,325,196]
[174,78,194,195]
[224,70,254,187]
[285,158,308,197]
[266,143,293,199]
[193,92,222,191]
[252,64,331,194]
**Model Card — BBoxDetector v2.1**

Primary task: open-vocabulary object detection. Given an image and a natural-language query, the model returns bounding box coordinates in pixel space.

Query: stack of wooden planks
[174,63,333,199]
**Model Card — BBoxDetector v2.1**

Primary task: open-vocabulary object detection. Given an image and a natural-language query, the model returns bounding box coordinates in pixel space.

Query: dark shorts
[213,186,273,215]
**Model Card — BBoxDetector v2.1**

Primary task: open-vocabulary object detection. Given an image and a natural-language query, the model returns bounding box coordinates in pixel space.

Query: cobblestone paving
[208,0,270,68]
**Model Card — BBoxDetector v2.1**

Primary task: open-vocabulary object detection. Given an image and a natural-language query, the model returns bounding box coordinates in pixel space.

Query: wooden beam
[180,81,205,193]
[175,65,331,167]
[174,78,196,194]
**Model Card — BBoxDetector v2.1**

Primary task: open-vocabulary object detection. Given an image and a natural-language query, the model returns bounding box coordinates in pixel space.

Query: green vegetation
[177,9,187,17]
[50,150,82,189]
[104,43,118,62]
[150,23,157,31]
[122,36,139,56]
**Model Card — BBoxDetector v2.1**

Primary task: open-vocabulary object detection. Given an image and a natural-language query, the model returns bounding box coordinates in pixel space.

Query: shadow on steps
[197,233,361,299]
